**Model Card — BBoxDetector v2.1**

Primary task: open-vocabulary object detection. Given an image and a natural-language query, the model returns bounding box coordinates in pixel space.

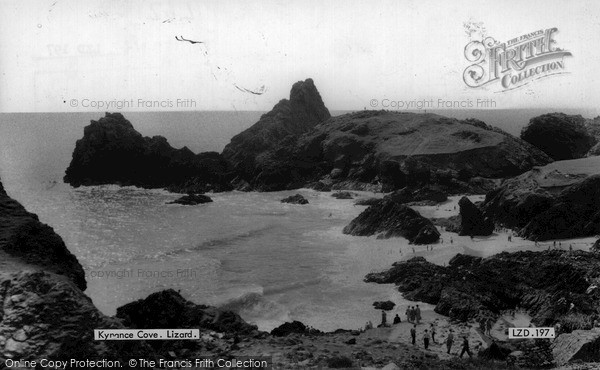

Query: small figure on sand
[393,314,401,325]
[485,318,493,336]
[364,321,373,330]
[446,330,454,354]
[450,237,453,244]
[415,305,422,324]
[406,306,412,323]
[410,324,417,345]
[459,336,473,358]
[412,247,415,254]
[569,244,573,251]
[430,323,436,343]
[423,329,430,349]
[380,310,387,327]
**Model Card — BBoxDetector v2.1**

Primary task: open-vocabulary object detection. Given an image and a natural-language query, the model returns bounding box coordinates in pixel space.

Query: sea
[0,108,597,332]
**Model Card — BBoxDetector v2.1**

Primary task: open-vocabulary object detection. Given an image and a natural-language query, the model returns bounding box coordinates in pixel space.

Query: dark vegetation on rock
[521,113,597,160]
[167,193,213,205]
[270,321,319,337]
[365,251,600,327]
[64,112,234,193]
[280,194,309,204]
[343,198,440,244]
[386,185,448,205]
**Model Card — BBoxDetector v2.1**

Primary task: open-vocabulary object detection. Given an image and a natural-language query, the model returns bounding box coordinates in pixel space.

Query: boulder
[457,196,494,236]
[354,197,382,206]
[372,301,395,311]
[270,321,309,337]
[167,194,213,205]
[343,199,440,244]
[280,194,309,205]
[552,328,600,365]
[64,112,234,192]
[331,191,354,199]
[521,113,597,160]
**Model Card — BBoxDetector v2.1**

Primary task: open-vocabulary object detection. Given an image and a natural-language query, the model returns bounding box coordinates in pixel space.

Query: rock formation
[343,199,440,244]
[0,179,85,290]
[457,196,494,236]
[221,78,331,190]
[372,301,395,311]
[280,194,309,204]
[116,289,258,335]
[483,164,600,240]
[167,194,213,205]
[331,191,354,199]
[521,113,597,160]
[552,328,600,365]
[233,110,552,192]
[365,251,600,326]
[387,185,448,205]
[64,112,234,193]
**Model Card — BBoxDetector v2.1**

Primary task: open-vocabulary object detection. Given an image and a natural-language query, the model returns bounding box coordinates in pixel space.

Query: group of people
[409,324,473,358]
[405,305,422,324]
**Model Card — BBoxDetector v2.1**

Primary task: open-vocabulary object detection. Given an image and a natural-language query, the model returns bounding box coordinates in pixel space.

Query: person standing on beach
[423,329,430,349]
[415,305,422,324]
[446,330,454,354]
[486,318,493,336]
[430,323,437,343]
[459,336,472,358]
[381,310,387,327]
[410,325,416,345]
[406,306,411,323]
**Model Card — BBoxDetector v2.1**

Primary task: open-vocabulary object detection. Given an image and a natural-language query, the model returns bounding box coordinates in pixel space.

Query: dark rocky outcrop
[64,112,234,192]
[331,191,354,199]
[521,113,597,160]
[483,166,600,240]
[0,179,85,290]
[372,301,395,311]
[354,197,382,206]
[387,185,448,205]
[236,110,552,192]
[116,289,258,335]
[457,196,494,236]
[280,194,309,205]
[221,79,331,190]
[270,321,310,337]
[552,328,600,365]
[167,193,213,205]
[343,199,440,244]
[365,251,600,326]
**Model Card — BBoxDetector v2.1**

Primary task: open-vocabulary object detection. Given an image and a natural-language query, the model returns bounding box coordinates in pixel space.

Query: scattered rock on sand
[271,321,310,337]
[280,194,309,204]
[331,191,354,199]
[373,301,395,311]
[167,194,213,205]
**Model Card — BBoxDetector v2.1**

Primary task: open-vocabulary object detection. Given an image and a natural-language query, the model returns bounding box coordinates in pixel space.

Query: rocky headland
[64,80,552,195]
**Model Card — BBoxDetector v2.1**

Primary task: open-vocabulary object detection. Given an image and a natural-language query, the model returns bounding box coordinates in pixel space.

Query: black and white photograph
[1,0,600,368]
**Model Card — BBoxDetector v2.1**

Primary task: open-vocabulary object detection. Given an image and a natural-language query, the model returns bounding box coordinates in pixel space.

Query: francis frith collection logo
[463,26,572,91]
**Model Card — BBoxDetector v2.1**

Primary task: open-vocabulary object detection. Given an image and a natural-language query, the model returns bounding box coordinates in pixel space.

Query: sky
[1,0,599,112]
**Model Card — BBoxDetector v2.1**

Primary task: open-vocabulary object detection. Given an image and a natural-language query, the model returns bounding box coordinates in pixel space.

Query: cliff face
[221,78,331,187]
[64,112,234,193]
[0,179,154,361]
[482,157,600,240]
[0,180,85,290]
